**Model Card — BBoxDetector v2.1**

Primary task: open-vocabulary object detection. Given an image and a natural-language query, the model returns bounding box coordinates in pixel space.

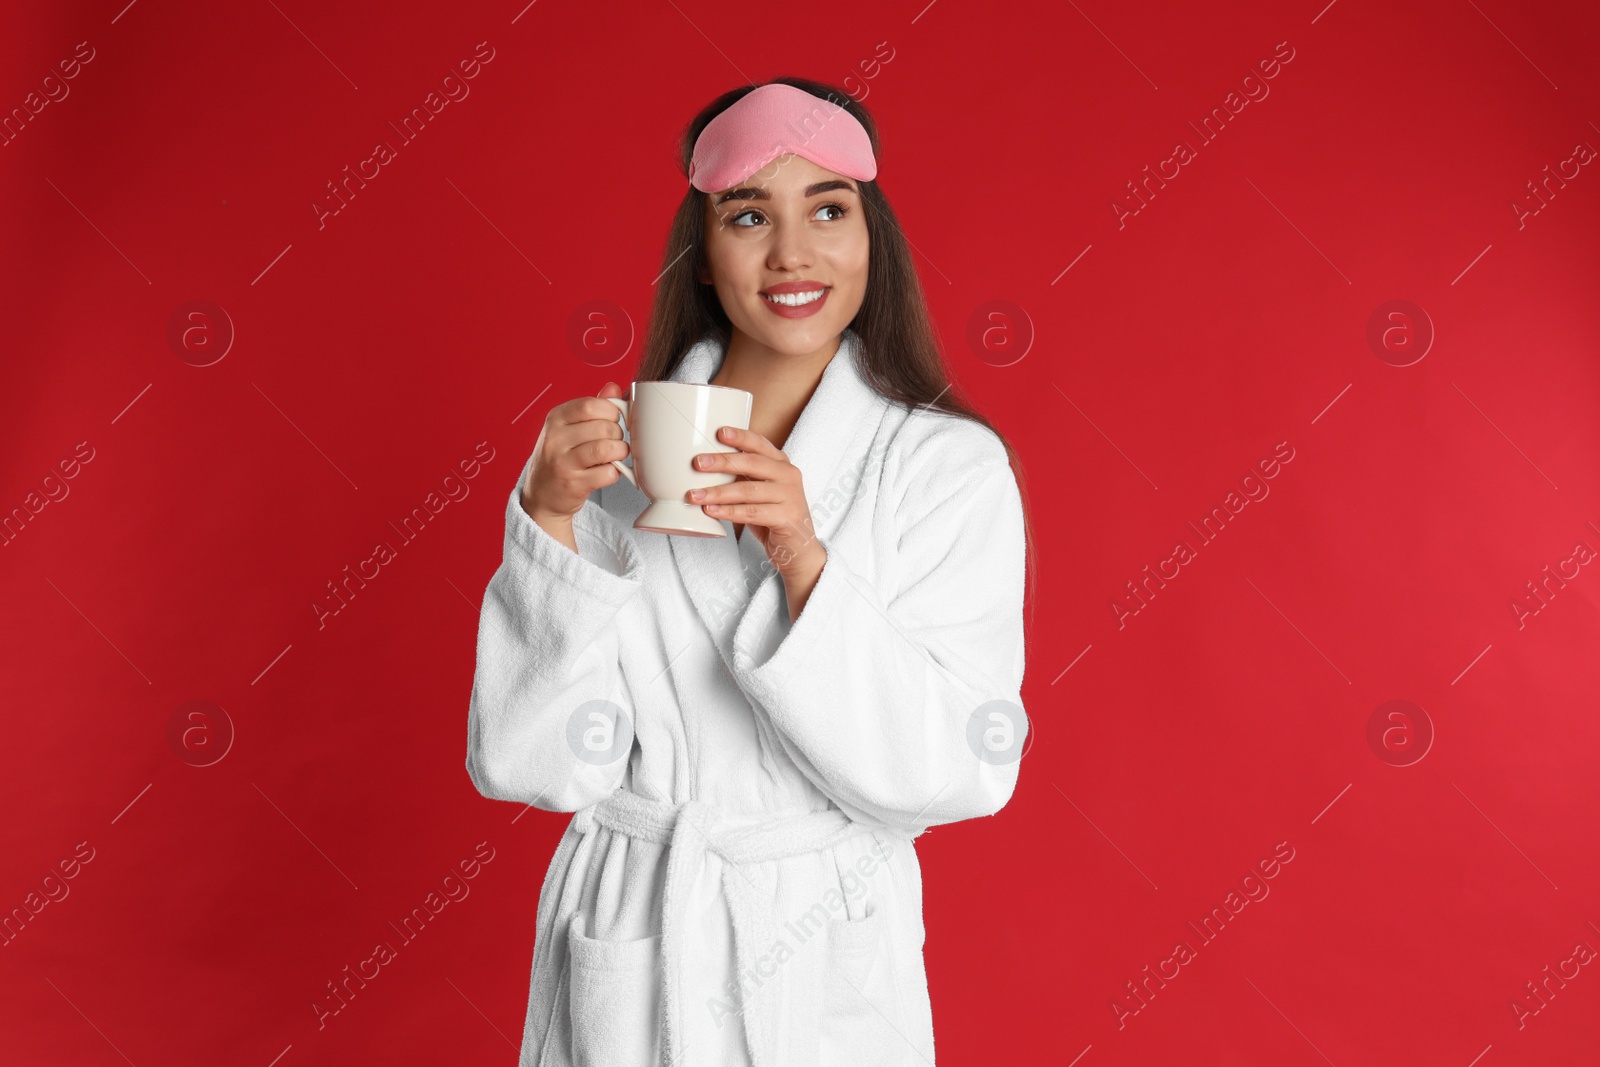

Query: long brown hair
[636,76,1039,624]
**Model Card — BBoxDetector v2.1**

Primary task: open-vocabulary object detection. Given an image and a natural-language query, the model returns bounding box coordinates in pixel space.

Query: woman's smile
[760,283,831,318]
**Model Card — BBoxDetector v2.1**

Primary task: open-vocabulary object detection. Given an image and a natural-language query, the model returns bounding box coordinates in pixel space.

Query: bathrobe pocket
[565,914,662,1067]
[818,900,905,1065]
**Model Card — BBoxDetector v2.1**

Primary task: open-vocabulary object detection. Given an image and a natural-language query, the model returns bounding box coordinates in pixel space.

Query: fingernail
[688,489,705,500]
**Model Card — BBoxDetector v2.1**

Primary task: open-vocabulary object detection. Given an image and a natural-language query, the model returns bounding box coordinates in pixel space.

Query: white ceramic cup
[606,381,753,537]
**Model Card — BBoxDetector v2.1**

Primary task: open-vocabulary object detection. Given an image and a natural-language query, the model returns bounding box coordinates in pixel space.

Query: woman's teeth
[762,289,827,306]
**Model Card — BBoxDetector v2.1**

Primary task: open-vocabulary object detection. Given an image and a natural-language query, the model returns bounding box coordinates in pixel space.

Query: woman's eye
[728,203,849,227]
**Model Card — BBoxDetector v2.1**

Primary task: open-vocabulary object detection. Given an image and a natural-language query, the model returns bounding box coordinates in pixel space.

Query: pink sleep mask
[688,83,877,193]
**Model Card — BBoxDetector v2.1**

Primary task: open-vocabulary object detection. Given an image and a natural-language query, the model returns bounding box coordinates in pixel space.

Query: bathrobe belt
[571,787,915,1067]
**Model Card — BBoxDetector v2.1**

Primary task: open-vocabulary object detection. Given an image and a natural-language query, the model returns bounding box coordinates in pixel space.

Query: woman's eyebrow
[714,179,859,205]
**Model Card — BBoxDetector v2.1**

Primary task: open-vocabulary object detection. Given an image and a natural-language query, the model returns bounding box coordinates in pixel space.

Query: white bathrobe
[466,327,1029,1067]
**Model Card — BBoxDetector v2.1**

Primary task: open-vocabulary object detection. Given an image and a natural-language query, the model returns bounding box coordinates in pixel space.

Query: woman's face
[699,153,869,359]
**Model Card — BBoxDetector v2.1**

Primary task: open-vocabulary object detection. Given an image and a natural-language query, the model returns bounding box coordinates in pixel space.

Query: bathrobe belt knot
[572,787,916,1067]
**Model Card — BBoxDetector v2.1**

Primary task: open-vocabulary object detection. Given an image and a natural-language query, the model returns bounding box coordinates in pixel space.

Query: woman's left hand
[687,426,826,588]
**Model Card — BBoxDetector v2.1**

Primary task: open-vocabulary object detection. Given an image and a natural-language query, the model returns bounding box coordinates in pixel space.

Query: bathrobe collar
[663,327,887,653]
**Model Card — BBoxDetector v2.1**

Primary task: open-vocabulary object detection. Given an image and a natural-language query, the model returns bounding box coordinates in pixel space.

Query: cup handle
[605,396,637,487]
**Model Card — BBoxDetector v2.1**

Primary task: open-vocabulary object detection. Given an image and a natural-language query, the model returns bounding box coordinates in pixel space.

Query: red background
[4,0,1599,1064]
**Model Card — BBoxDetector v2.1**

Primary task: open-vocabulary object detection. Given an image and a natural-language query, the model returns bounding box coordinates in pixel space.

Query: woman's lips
[760,287,830,319]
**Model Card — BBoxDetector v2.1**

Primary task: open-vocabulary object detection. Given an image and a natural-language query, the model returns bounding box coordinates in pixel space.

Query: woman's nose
[767,225,813,270]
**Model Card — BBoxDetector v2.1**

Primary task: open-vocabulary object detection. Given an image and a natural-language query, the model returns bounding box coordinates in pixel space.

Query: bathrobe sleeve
[730,422,1029,835]
[465,450,645,811]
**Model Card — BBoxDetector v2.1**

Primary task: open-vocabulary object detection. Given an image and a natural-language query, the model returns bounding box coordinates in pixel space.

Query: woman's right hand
[520,381,629,526]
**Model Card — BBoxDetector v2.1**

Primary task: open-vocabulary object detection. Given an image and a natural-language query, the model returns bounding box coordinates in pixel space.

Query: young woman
[467,77,1035,1067]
